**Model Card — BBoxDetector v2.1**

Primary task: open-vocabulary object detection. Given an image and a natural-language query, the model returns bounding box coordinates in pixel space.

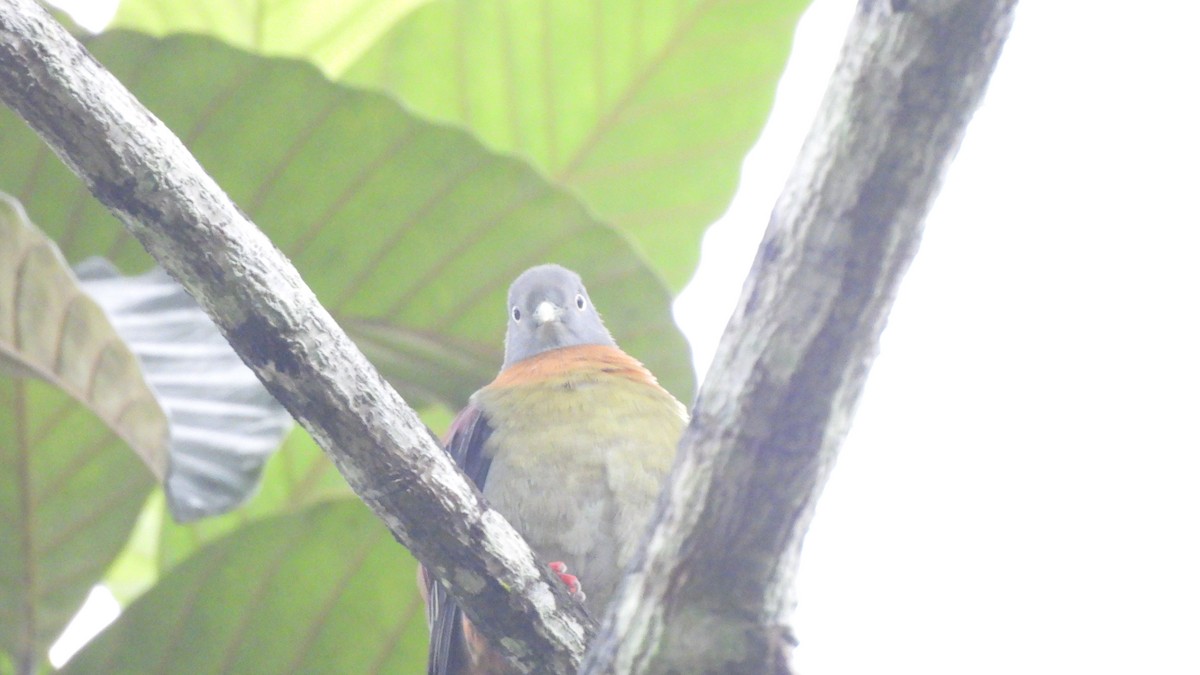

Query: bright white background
[46,1,1200,672]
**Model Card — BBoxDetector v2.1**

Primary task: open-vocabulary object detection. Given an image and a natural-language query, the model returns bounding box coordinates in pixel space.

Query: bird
[421,263,688,674]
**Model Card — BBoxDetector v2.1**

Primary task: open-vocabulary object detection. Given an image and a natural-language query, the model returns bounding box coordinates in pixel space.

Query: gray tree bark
[0,0,1016,673]
[581,1,1017,673]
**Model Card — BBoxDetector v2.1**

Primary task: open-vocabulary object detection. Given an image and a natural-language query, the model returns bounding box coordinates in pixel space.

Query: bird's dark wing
[425,402,495,675]
[444,402,495,490]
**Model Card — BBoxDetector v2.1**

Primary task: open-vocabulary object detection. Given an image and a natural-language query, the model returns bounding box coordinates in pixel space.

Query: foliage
[0,195,161,665]
[0,0,809,671]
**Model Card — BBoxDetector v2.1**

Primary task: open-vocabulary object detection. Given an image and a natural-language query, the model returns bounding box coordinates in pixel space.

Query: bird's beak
[534,300,563,325]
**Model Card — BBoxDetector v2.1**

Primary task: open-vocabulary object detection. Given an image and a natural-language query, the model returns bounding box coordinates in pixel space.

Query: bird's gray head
[503,264,616,367]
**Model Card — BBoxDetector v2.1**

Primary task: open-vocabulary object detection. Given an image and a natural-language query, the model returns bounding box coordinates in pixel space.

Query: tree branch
[581,1,1017,672]
[0,0,591,671]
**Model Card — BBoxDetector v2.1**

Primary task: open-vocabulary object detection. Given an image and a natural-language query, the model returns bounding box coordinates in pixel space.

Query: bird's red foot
[549,561,586,601]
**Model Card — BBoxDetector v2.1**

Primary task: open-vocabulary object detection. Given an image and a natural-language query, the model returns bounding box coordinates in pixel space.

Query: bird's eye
[575,294,586,310]
[511,306,521,322]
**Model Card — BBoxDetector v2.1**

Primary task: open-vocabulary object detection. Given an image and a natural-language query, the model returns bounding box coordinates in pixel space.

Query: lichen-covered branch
[0,0,591,671]
[581,1,1017,673]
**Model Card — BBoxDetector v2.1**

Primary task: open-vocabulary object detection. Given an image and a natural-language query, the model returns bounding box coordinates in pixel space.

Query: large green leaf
[0,31,694,405]
[102,427,352,607]
[110,0,809,289]
[0,194,162,667]
[103,491,165,605]
[155,425,352,571]
[342,0,811,287]
[64,500,427,674]
[112,0,433,74]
